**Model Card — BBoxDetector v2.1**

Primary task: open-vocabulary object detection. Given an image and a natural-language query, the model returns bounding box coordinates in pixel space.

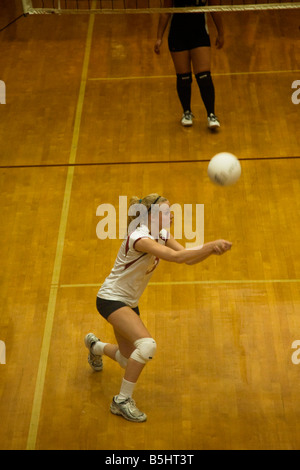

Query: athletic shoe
[207,113,220,130]
[181,111,194,127]
[84,333,103,371]
[110,396,147,423]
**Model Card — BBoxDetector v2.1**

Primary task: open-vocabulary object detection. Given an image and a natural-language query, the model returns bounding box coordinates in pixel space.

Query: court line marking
[88,69,300,81]
[1,155,300,170]
[26,3,97,451]
[58,279,300,288]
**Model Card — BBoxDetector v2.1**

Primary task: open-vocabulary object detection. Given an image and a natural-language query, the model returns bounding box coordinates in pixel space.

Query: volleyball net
[21,0,300,14]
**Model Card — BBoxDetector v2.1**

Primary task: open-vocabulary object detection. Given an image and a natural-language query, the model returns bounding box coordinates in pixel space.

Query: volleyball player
[154,0,224,129]
[85,194,232,422]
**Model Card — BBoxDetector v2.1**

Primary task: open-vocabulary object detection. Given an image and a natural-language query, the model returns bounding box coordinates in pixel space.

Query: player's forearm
[174,242,215,265]
[208,0,224,35]
[157,14,171,40]
[210,12,224,36]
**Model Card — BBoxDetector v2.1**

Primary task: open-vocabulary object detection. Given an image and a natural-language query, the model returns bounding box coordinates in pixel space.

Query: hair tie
[148,195,161,212]
[139,199,142,203]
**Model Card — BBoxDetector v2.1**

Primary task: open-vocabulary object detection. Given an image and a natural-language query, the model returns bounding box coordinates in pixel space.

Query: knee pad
[115,350,128,369]
[177,72,192,87]
[130,338,157,364]
[195,71,212,85]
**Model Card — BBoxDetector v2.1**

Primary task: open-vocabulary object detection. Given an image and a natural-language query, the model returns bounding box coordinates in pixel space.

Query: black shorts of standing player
[168,12,211,52]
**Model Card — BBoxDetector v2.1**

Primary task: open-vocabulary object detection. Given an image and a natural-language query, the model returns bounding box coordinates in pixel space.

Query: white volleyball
[208,152,241,186]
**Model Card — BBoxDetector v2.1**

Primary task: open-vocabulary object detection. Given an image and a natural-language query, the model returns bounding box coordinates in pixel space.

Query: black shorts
[96,297,140,320]
[168,13,210,52]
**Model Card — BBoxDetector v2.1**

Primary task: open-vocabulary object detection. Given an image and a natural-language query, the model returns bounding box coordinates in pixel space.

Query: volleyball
[207,152,241,186]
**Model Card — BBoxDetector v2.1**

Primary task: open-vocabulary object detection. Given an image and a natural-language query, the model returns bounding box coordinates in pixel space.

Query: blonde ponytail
[127,193,168,232]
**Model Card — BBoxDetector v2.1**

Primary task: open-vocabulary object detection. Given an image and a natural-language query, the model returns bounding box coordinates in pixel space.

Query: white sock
[115,379,136,403]
[92,340,107,356]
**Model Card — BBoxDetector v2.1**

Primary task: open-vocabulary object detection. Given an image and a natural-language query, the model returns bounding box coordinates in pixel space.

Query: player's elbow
[185,259,194,265]
[172,251,186,264]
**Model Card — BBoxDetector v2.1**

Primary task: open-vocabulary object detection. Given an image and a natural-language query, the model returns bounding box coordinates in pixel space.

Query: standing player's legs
[191,46,220,129]
[170,50,194,126]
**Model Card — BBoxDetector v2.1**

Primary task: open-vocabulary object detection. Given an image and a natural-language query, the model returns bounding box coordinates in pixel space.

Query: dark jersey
[168,0,210,52]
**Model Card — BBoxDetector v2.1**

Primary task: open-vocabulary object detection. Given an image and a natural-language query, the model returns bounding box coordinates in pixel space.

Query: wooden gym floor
[0,2,300,450]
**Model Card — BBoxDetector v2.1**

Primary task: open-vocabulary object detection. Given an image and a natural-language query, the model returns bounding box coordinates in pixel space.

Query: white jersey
[98,225,168,308]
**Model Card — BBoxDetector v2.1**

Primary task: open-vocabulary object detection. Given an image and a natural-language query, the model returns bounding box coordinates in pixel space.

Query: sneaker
[84,333,103,371]
[110,396,147,423]
[207,113,220,130]
[181,111,194,127]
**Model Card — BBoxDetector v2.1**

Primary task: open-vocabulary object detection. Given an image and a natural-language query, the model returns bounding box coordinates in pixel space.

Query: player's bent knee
[130,338,157,364]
